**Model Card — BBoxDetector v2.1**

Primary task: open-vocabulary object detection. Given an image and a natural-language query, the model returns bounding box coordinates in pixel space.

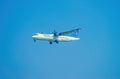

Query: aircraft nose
[32,35,37,42]
[32,35,36,38]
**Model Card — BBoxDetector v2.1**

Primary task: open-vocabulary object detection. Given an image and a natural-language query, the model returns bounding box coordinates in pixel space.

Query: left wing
[59,28,81,35]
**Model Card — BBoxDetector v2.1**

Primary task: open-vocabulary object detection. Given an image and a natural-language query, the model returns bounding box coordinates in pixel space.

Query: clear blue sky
[1,0,120,79]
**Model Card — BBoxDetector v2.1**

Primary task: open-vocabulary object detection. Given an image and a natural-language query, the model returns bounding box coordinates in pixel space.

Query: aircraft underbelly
[36,35,79,42]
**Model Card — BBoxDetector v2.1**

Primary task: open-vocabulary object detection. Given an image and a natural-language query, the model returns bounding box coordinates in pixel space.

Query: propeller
[52,30,58,37]
[52,30,59,43]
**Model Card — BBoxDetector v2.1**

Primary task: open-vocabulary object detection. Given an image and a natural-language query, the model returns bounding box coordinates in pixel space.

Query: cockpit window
[34,33,39,35]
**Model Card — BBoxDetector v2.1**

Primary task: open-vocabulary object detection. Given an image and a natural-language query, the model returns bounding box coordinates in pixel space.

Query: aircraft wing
[59,28,81,35]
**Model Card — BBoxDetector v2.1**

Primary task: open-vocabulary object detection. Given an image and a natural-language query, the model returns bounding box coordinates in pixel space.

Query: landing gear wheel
[33,39,36,42]
[49,42,52,44]
[55,40,59,44]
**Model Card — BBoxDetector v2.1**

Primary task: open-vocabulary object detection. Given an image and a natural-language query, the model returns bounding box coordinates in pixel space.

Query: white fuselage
[32,33,80,42]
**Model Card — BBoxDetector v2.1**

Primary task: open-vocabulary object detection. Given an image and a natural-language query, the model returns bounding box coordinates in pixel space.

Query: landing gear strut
[33,39,36,42]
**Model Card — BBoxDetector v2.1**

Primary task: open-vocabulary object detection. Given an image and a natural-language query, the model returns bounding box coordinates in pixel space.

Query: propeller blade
[53,30,58,37]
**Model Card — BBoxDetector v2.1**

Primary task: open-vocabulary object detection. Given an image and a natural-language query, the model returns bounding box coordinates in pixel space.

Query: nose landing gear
[49,41,52,44]
[33,39,36,42]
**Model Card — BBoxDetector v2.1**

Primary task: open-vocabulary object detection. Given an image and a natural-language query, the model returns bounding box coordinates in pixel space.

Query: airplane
[32,28,81,44]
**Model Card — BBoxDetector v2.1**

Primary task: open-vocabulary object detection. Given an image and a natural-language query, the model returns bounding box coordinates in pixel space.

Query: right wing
[59,28,81,35]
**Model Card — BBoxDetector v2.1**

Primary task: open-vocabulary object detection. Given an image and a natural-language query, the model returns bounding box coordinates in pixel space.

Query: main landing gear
[55,40,59,44]
[49,40,59,44]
